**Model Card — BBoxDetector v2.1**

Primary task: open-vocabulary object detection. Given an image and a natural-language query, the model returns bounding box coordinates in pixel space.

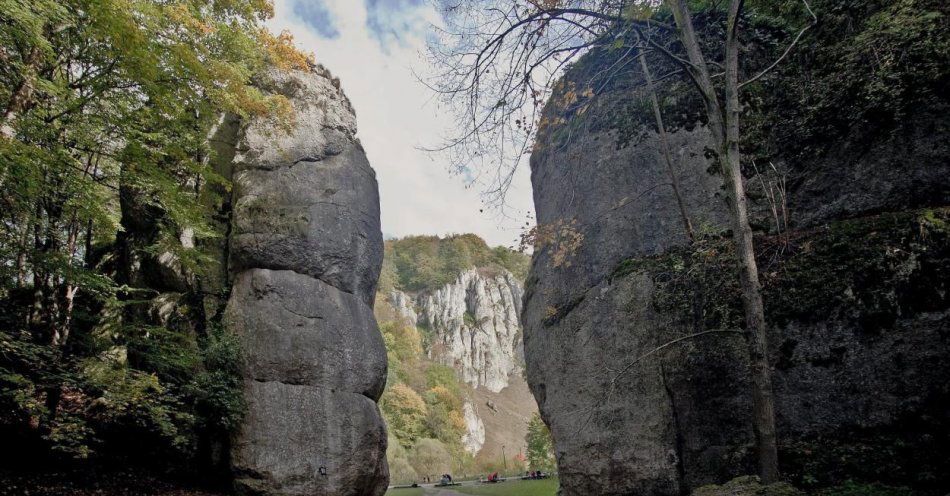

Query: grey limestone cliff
[522,30,950,496]
[391,268,524,394]
[387,268,532,456]
[223,66,388,496]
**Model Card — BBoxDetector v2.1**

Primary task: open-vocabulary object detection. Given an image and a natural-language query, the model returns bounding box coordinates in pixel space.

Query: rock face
[400,268,524,393]
[388,289,418,328]
[224,66,388,495]
[461,401,486,453]
[523,35,950,496]
[387,268,534,458]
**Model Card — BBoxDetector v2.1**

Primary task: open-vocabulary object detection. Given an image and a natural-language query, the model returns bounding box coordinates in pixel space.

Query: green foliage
[0,312,245,464]
[187,325,245,432]
[83,365,193,454]
[386,433,420,484]
[525,413,556,473]
[817,481,914,496]
[380,383,428,449]
[381,234,530,293]
[425,364,464,398]
[381,319,424,385]
[0,0,307,472]
[407,438,452,478]
[377,299,469,473]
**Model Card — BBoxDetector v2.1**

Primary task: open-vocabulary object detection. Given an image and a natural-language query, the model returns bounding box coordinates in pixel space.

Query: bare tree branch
[739,0,817,89]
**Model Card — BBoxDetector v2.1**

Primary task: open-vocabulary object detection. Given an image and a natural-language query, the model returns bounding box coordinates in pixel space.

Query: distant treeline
[380,234,530,293]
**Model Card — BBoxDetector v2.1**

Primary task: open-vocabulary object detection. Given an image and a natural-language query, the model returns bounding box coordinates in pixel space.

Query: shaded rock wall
[522,20,950,496]
[224,67,388,496]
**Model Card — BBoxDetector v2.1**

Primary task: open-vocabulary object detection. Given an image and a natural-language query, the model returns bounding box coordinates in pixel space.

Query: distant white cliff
[388,268,524,393]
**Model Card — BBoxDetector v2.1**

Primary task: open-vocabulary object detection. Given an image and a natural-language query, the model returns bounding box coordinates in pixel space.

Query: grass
[385,478,559,496]
[385,488,424,496]
[451,478,559,496]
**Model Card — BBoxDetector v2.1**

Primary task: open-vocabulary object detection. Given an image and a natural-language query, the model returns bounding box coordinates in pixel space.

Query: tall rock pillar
[224,66,388,495]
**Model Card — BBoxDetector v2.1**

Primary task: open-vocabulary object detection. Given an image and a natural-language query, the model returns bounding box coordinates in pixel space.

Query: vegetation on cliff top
[380,234,530,294]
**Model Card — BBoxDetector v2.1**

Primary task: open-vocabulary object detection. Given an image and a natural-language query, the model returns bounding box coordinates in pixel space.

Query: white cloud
[268,0,535,248]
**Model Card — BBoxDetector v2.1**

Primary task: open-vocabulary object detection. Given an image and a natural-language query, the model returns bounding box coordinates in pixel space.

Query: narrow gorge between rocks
[1,2,948,496]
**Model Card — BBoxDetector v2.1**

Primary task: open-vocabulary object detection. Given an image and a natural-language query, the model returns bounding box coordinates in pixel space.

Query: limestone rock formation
[418,268,524,393]
[522,26,950,496]
[461,401,486,454]
[224,66,388,496]
[386,268,535,458]
[388,289,418,328]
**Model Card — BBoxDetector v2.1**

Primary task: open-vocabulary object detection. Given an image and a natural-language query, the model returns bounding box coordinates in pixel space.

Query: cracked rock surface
[225,66,387,496]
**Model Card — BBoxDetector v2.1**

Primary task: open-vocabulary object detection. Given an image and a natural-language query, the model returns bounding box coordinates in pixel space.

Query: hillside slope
[374,234,537,483]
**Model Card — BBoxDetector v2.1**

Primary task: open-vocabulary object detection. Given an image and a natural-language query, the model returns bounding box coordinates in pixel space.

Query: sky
[268,0,535,248]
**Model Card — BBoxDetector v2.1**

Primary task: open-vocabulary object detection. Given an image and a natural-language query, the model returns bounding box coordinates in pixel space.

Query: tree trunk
[724,0,779,482]
[0,47,42,139]
[15,213,30,287]
[54,217,81,347]
[637,50,694,241]
[667,0,780,482]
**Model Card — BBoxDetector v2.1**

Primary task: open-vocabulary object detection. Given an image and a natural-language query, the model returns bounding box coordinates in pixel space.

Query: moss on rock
[692,476,803,496]
[612,207,950,332]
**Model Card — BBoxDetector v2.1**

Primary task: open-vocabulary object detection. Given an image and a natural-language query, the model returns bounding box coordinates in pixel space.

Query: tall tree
[0,0,310,462]
[525,413,556,473]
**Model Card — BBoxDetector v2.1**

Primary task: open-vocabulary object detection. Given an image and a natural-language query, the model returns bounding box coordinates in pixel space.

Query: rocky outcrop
[392,269,524,393]
[224,66,388,495]
[522,22,950,496]
[461,401,486,453]
[386,268,534,457]
[388,289,418,328]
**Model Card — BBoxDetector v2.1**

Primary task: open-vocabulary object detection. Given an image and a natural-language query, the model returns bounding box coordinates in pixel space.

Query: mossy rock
[692,476,804,496]
[612,207,950,331]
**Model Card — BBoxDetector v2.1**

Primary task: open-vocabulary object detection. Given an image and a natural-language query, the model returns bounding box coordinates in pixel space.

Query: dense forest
[379,234,530,294]
[0,0,311,486]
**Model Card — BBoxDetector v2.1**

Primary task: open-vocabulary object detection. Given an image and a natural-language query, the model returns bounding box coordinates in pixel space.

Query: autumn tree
[0,0,309,465]
[380,383,429,448]
[428,0,816,481]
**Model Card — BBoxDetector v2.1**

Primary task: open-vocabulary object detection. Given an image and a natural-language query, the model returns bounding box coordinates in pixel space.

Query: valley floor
[386,479,558,496]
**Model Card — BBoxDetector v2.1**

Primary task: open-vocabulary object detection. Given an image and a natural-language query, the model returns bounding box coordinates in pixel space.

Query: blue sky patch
[293,0,341,39]
[364,0,429,51]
